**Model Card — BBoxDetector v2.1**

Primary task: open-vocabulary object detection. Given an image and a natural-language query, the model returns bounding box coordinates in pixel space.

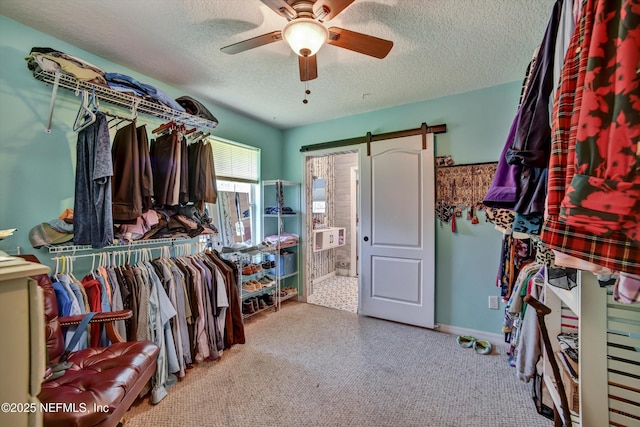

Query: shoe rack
[262,180,301,305]
[236,251,278,319]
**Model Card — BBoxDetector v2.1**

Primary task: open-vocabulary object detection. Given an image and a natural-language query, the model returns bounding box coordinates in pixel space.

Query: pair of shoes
[257,241,275,252]
[262,260,275,269]
[242,300,255,314]
[283,286,297,296]
[473,340,493,355]
[456,335,475,348]
[456,336,493,355]
[242,281,261,292]
[263,292,275,306]
[242,264,263,275]
[258,276,275,287]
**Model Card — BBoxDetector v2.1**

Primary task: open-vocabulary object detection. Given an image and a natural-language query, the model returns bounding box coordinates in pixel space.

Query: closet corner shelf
[33,70,218,132]
[46,235,209,254]
[546,283,580,316]
[542,375,581,425]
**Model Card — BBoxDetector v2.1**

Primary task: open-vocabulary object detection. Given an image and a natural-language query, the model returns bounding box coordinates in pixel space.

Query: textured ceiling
[1,0,555,129]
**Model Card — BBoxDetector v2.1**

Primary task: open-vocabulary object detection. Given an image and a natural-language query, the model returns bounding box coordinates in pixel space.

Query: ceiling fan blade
[327,27,393,59]
[314,0,356,21]
[260,0,296,19]
[220,31,283,54]
[299,55,318,81]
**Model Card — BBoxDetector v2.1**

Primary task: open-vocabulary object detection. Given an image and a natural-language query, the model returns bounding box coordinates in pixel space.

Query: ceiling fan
[220,0,394,82]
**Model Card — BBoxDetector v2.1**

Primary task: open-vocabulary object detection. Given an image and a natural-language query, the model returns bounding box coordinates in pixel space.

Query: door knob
[363,236,369,242]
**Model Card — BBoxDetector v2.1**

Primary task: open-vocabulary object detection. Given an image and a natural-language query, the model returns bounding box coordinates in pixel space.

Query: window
[210,138,259,184]
[217,181,255,245]
[208,138,260,246]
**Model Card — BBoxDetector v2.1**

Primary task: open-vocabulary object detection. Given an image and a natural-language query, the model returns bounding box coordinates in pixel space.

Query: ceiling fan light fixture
[282,18,328,57]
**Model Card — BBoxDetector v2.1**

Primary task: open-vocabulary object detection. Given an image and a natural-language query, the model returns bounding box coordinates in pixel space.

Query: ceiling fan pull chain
[303,82,311,104]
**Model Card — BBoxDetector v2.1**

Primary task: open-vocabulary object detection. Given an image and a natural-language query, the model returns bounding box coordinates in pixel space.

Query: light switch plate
[489,296,500,310]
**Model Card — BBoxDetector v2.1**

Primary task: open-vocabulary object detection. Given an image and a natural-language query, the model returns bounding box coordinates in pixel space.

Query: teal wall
[0,15,522,335]
[282,83,522,334]
[0,17,283,258]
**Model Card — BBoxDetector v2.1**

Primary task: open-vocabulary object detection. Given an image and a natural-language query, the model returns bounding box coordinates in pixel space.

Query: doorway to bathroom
[304,151,359,313]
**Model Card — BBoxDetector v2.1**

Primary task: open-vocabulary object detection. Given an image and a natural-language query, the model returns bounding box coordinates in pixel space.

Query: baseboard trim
[435,323,503,344]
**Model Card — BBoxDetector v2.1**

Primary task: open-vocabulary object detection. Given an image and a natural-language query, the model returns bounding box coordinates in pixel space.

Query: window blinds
[209,138,259,184]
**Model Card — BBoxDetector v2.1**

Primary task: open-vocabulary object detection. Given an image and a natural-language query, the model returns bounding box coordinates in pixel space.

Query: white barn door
[359,133,435,328]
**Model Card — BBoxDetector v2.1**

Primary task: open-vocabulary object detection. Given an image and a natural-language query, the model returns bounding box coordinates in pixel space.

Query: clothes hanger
[73,89,97,132]
[69,256,79,282]
[152,120,176,134]
[91,253,96,279]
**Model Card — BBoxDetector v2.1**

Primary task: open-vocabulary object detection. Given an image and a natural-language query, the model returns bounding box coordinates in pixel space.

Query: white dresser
[0,256,49,427]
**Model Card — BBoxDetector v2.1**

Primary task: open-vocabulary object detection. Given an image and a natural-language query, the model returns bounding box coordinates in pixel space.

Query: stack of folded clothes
[264,206,295,215]
[28,210,75,248]
[26,47,190,113]
[104,73,185,111]
[26,47,107,86]
[557,332,579,379]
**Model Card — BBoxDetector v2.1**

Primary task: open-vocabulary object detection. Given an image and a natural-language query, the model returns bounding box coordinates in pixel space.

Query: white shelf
[260,180,301,317]
[34,70,218,131]
[278,290,298,304]
[263,180,299,187]
[542,271,608,426]
[280,271,298,280]
[313,227,345,252]
[546,282,580,316]
[543,375,581,426]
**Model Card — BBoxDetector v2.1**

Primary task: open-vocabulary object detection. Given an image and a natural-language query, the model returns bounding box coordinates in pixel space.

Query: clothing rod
[51,246,166,261]
[299,123,447,152]
[47,236,209,253]
[50,241,206,262]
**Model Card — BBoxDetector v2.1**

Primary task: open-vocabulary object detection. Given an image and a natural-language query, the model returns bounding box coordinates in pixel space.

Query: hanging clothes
[540,0,640,275]
[150,130,189,207]
[73,111,114,248]
[188,139,218,206]
[558,0,640,245]
[506,0,564,216]
[137,125,154,212]
[48,248,245,404]
[111,121,143,222]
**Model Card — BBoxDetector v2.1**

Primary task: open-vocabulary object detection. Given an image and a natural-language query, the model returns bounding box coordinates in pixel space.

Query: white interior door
[359,133,435,328]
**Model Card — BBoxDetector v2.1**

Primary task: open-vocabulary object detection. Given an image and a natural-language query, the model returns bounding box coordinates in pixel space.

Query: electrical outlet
[488,296,500,310]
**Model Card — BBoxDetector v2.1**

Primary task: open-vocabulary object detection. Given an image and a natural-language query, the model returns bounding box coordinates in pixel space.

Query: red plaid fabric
[559,0,640,243]
[541,0,640,274]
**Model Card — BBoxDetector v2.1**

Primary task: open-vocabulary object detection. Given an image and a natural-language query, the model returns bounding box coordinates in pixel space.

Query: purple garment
[506,0,563,215]
[614,273,640,305]
[483,108,522,207]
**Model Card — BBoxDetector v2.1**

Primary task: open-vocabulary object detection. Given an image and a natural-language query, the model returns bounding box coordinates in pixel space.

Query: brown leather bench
[22,255,159,427]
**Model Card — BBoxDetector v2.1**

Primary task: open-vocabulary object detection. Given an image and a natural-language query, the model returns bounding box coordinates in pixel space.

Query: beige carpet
[124,302,552,427]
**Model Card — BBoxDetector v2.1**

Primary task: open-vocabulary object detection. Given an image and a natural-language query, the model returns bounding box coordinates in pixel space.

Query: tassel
[451,214,457,233]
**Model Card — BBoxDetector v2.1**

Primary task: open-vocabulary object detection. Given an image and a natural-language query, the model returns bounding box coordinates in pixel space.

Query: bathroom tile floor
[307,275,358,313]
